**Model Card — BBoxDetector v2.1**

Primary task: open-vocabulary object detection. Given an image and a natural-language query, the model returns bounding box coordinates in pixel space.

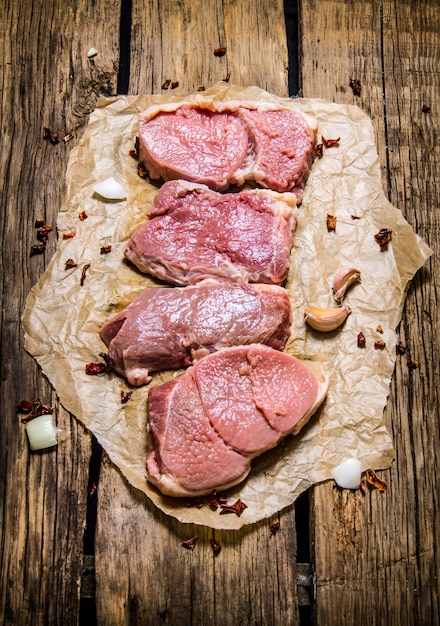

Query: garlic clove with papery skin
[332,267,361,303]
[304,304,351,332]
[332,457,362,489]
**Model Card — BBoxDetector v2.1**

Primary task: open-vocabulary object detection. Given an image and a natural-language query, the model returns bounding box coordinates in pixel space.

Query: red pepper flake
[374,228,392,251]
[209,490,228,511]
[100,245,112,255]
[365,468,387,491]
[214,46,227,57]
[315,143,324,158]
[80,263,91,286]
[219,498,247,517]
[63,129,76,143]
[396,342,406,355]
[79,210,88,221]
[407,359,419,369]
[210,538,222,555]
[63,231,76,240]
[85,362,108,376]
[17,398,54,422]
[171,81,179,89]
[162,79,171,90]
[36,224,53,242]
[129,148,138,160]
[64,258,77,270]
[357,331,366,348]
[327,214,337,232]
[89,482,98,498]
[181,536,198,550]
[374,340,386,350]
[43,127,60,145]
[349,77,361,96]
[30,244,46,256]
[322,136,340,148]
[376,325,383,334]
[269,519,281,536]
[120,390,132,404]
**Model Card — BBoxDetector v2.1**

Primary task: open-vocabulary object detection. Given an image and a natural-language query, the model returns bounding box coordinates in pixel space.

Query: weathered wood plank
[300,0,440,623]
[0,1,121,624]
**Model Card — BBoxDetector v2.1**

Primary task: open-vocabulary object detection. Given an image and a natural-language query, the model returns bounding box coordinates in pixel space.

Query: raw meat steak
[100,284,292,386]
[124,180,297,286]
[146,345,328,497]
[137,100,317,200]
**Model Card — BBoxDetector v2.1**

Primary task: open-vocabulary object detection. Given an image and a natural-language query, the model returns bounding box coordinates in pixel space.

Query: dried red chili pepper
[209,491,227,510]
[129,148,138,160]
[327,214,337,232]
[374,340,386,350]
[16,400,34,414]
[43,127,60,145]
[79,211,88,221]
[407,359,419,369]
[64,258,77,270]
[322,136,340,148]
[63,231,76,240]
[349,77,361,96]
[120,390,132,404]
[365,468,387,491]
[357,332,366,348]
[374,228,392,251]
[100,245,112,255]
[85,362,107,376]
[30,244,46,256]
[219,498,247,517]
[36,225,53,242]
[376,325,383,334]
[214,46,227,57]
[80,263,91,286]
[181,536,198,550]
[18,398,54,422]
[210,538,222,555]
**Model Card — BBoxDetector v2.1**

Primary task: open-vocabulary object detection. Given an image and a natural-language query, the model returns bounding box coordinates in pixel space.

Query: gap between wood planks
[78,1,312,624]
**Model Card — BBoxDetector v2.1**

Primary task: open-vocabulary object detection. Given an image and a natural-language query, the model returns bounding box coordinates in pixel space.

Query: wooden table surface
[1,1,439,624]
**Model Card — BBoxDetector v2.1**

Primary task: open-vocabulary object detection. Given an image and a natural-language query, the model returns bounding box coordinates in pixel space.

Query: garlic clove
[304,305,351,332]
[93,177,127,200]
[25,414,58,451]
[332,457,362,489]
[332,267,361,303]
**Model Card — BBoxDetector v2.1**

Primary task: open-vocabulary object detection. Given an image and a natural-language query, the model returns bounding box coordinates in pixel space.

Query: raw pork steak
[100,284,292,386]
[146,345,328,497]
[137,100,317,200]
[124,180,297,286]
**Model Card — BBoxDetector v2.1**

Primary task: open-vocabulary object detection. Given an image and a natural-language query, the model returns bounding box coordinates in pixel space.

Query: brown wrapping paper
[22,84,432,529]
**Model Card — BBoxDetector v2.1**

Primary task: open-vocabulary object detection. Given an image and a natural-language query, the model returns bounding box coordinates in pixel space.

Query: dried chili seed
[30,244,46,256]
[36,225,53,242]
[357,332,366,348]
[349,77,361,96]
[210,538,222,555]
[269,519,281,536]
[407,359,419,369]
[63,231,76,240]
[80,263,91,286]
[214,46,227,57]
[374,340,386,350]
[79,210,88,221]
[374,228,392,251]
[43,127,60,145]
[327,214,337,232]
[315,143,324,158]
[181,536,198,550]
[171,81,179,89]
[365,468,387,491]
[162,79,171,90]
[396,342,406,355]
[100,245,112,255]
[64,258,77,270]
[16,400,34,414]
[322,136,340,148]
[35,218,45,228]
[120,390,132,404]
[85,362,107,376]
[219,498,247,517]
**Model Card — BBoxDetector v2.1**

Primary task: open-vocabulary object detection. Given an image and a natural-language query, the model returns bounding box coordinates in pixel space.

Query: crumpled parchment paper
[22,83,433,529]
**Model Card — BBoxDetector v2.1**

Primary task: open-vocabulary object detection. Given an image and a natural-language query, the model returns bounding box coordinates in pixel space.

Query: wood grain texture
[300,1,440,624]
[0,1,120,624]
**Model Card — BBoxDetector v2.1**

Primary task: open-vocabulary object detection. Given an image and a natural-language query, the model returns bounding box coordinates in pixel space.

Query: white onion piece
[332,457,362,489]
[93,177,126,200]
[26,414,58,451]
[87,47,98,58]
